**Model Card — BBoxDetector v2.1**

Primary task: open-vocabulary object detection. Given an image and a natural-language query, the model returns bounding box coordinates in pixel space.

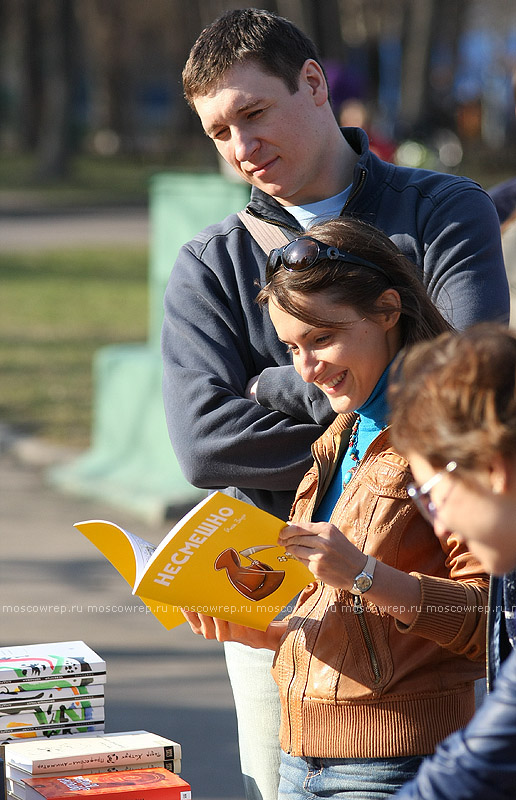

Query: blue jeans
[224,641,281,800]
[278,752,425,799]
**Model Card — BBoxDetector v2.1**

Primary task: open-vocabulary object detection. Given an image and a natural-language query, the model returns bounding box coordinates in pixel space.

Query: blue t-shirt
[286,187,351,230]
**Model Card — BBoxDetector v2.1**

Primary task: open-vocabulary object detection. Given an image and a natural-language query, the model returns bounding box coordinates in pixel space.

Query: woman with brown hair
[183,217,488,799]
[387,323,516,798]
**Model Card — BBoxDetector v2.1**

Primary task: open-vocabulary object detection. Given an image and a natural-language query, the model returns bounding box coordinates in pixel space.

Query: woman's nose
[297,352,324,384]
[432,516,450,540]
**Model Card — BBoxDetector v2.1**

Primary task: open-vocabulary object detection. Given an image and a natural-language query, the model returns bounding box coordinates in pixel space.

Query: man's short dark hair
[182,8,324,108]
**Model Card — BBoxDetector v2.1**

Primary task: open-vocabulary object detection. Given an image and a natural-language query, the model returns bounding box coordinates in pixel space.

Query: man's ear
[376,288,401,330]
[300,59,328,106]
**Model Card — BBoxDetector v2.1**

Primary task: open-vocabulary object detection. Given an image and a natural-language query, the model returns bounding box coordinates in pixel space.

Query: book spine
[0,699,104,716]
[6,760,181,784]
[1,686,105,704]
[8,744,181,774]
[1,723,105,746]
[1,705,104,732]
[22,777,192,800]
[0,673,107,689]
[6,763,182,800]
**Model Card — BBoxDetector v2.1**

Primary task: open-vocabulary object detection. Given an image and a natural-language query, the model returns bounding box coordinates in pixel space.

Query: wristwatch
[350,555,376,595]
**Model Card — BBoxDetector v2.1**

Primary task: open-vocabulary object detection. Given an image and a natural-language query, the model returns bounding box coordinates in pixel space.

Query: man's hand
[244,375,260,400]
[181,610,286,651]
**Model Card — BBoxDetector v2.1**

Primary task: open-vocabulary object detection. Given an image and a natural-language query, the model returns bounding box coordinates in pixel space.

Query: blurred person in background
[338,98,397,162]
[161,8,509,800]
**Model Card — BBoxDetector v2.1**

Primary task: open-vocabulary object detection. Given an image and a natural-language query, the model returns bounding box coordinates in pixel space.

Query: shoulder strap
[237,210,292,254]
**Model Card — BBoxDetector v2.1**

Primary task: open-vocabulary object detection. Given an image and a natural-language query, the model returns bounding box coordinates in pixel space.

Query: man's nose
[233,129,259,163]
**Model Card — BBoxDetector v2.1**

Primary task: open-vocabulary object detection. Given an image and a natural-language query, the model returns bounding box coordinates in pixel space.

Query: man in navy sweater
[161,9,509,800]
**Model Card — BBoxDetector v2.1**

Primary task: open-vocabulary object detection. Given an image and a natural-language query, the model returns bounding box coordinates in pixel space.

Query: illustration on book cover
[215,545,288,601]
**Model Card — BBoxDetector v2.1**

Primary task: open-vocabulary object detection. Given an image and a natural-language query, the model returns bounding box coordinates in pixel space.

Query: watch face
[354,573,373,592]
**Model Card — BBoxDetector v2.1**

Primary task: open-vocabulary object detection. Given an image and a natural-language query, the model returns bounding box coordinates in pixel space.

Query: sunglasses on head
[265,236,391,285]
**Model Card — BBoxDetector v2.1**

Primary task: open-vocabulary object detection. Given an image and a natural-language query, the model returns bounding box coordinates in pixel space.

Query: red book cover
[22,768,191,800]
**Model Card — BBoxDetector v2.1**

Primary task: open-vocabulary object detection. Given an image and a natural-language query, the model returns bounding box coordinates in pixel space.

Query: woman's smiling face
[268,290,401,414]
[408,450,516,576]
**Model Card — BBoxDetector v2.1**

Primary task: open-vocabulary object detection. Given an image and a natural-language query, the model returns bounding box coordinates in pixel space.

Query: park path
[0,207,150,250]
[0,205,245,799]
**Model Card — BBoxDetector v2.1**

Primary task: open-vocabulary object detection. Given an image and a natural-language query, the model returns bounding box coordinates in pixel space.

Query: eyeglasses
[407,461,458,523]
[265,236,391,285]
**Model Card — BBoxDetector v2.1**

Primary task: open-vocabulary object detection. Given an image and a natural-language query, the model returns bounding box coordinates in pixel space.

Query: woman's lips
[319,370,347,393]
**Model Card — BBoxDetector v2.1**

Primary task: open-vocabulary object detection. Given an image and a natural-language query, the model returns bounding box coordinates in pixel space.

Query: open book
[74,492,313,631]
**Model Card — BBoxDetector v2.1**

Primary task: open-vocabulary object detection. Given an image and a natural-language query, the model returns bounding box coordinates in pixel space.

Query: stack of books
[3,732,184,800]
[0,641,106,746]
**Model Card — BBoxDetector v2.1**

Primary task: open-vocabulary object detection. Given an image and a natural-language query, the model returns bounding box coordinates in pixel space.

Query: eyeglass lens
[417,495,436,521]
[283,239,320,270]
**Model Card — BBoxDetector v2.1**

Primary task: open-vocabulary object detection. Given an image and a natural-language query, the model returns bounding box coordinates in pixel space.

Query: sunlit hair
[256,217,452,348]
[182,8,325,108]
[388,324,516,471]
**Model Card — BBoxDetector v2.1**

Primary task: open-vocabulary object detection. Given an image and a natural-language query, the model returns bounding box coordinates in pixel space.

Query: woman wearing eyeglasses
[182,217,489,799]
[387,324,516,799]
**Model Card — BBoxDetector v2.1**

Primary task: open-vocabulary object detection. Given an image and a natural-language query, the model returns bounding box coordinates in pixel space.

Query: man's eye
[211,128,229,140]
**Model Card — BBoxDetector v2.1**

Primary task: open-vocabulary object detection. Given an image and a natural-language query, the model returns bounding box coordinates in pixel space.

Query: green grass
[0,247,149,448]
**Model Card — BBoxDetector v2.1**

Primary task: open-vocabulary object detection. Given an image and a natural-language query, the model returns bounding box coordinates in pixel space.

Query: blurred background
[2,0,516,461]
[2,3,516,797]
[2,0,516,184]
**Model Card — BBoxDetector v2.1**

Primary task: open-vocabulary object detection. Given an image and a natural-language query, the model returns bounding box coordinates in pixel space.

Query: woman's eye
[315,335,331,346]
[286,344,299,355]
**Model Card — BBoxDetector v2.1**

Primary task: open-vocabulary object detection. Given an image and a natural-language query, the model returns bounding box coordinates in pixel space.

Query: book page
[73,522,184,630]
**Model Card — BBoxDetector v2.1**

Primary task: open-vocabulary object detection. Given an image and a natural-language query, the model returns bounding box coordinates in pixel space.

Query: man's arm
[254,365,334,425]
[420,184,510,329]
[161,231,329,505]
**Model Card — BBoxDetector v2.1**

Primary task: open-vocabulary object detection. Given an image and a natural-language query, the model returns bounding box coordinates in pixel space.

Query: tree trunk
[34,0,77,181]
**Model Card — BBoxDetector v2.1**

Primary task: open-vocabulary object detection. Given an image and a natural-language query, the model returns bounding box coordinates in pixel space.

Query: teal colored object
[48,172,250,522]
[148,172,250,346]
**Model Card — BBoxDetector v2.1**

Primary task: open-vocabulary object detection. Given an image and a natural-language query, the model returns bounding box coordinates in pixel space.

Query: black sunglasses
[265,236,391,284]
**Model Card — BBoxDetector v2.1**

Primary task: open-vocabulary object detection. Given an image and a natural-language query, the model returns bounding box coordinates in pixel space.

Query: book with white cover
[0,684,105,705]
[6,760,181,785]
[0,697,104,717]
[0,642,105,689]
[1,722,104,746]
[3,731,182,774]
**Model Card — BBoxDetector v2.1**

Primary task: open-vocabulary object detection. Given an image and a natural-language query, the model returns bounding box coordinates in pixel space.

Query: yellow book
[74,492,313,631]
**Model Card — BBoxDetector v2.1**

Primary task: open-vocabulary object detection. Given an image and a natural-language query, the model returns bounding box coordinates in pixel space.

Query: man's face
[193,60,330,206]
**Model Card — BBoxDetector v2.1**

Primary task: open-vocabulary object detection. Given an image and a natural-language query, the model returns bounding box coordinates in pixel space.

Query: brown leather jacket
[272,414,489,759]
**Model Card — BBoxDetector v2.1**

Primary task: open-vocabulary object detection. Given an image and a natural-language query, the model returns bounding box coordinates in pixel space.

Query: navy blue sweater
[161,127,509,520]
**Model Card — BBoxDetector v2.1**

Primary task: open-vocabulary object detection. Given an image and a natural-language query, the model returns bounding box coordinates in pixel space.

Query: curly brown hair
[388,323,516,471]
